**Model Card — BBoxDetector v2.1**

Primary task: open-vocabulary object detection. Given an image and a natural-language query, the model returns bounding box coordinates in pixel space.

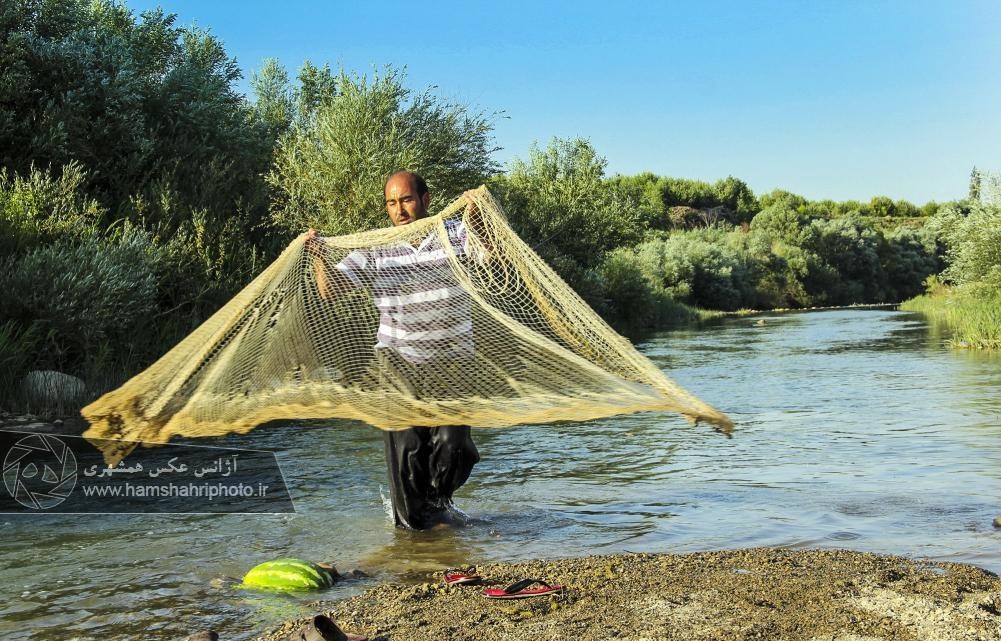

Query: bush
[879,227,940,301]
[929,203,1001,290]
[0,235,159,374]
[749,201,810,243]
[630,233,754,311]
[268,65,499,236]
[0,163,102,256]
[491,138,644,291]
[799,215,883,303]
[595,248,662,330]
[1,0,272,229]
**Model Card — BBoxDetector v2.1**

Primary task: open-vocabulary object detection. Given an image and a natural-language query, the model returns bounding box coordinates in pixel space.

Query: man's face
[385,175,429,226]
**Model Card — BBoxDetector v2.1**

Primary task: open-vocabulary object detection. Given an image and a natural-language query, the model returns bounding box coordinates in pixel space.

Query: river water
[2,309,999,640]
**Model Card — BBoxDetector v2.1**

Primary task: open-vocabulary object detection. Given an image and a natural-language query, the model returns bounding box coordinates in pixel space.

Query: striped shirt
[336,219,479,363]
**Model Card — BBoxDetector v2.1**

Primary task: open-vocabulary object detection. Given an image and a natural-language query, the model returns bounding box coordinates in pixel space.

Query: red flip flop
[481,578,564,599]
[443,568,482,585]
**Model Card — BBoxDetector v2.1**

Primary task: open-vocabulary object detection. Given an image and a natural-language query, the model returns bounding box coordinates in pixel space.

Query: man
[306,171,481,529]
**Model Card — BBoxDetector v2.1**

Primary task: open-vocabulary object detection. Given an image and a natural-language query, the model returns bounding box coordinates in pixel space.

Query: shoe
[482,578,564,599]
[284,614,367,641]
[443,567,482,585]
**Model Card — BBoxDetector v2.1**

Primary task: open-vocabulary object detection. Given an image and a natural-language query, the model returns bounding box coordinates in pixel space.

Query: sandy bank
[254,547,1000,641]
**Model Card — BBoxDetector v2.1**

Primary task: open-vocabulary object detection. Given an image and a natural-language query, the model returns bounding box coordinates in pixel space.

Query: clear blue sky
[126,0,1000,204]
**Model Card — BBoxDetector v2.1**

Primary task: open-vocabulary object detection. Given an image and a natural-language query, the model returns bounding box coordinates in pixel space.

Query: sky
[125,0,1001,204]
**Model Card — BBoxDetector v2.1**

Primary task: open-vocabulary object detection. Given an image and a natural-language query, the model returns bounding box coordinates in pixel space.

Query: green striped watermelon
[240,558,336,591]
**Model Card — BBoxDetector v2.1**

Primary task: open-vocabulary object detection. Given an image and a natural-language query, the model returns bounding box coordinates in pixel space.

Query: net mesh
[81,186,732,466]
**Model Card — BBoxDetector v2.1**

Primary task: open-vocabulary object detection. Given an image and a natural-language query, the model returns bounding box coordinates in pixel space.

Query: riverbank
[255,548,1001,641]
[701,301,901,319]
[901,287,1001,349]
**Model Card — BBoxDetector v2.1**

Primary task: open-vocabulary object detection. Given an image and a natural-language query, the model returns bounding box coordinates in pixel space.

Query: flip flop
[481,578,564,599]
[284,614,367,641]
[443,567,482,585]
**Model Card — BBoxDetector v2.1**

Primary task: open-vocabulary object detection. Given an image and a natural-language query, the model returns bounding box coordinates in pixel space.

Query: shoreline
[254,547,1000,641]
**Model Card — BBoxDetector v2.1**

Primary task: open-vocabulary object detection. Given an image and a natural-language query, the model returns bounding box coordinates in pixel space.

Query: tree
[489,138,644,295]
[267,65,499,236]
[868,196,896,218]
[713,175,758,221]
[749,201,809,243]
[969,166,982,203]
[0,0,273,235]
[250,58,295,141]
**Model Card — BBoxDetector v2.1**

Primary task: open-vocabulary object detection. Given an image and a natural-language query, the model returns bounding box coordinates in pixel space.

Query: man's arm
[305,228,355,299]
[462,191,494,263]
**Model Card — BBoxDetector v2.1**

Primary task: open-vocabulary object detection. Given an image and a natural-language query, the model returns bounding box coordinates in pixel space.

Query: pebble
[993,516,1001,529]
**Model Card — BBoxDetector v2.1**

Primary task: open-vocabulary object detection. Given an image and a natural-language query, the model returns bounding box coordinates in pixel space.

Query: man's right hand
[305,228,324,258]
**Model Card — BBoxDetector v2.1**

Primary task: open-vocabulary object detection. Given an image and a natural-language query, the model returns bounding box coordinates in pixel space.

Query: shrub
[491,138,645,290]
[933,204,1001,290]
[593,247,697,333]
[0,235,159,374]
[879,227,940,301]
[750,200,815,241]
[798,215,883,303]
[0,163,102,255]
[631,233,754,311]
[268,65,499,236]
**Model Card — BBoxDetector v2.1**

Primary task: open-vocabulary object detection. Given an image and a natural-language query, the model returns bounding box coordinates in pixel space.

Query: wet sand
[255,548,1000,641]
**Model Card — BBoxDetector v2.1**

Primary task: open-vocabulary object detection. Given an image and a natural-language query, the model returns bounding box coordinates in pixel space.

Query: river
[2,308,999,640]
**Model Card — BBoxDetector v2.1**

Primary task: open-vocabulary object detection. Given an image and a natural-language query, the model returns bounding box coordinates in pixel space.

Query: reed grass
[901,287,1001,349]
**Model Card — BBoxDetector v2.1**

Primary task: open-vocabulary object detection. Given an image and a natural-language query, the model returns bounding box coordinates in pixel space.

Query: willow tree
[267,66,499,236]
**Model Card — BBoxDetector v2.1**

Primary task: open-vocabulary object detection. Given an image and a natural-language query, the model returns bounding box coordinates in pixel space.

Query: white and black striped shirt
[336,219,480,363]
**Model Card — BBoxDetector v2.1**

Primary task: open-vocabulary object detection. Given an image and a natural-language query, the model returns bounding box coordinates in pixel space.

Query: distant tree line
[488,140,943,332]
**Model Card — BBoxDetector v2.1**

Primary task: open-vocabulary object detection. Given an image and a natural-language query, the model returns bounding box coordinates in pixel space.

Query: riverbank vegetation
[0,0,989,412]
[900,179,1001,348]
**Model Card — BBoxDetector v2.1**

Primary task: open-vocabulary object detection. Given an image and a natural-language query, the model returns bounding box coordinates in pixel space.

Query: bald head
[385,171,428,198]
[384,171,430,226]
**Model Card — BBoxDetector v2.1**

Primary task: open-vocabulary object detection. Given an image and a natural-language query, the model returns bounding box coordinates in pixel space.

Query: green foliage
[491,138,644,295]
[595,247,697,332]
[901,288,1001,349]
[0,163,102,255]
[249,58,338,138]
[2,0,274,246]
[712,176,758,221]
[623,232,754,311]
[758,189,808,212]
[749,201,810,242]
[268,65,498,236]
[0,320,44,386]
[929,202,1001,290]
[969,166,982,203]
[903,174,1001,350]
[879,227,941,301]
[250,58,296,141]
[294,60,338,123]
[608,173,758,228]
[799,215,883,303]
[0,235,159,373]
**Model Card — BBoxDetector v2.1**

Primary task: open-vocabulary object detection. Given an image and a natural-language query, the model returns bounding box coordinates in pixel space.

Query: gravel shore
[254,547,1000,641]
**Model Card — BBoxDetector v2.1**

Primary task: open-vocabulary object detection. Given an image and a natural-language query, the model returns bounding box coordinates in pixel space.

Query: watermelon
[240,558,337,591]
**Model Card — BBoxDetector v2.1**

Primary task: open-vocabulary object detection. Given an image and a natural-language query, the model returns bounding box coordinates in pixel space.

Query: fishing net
[82,186,732,466]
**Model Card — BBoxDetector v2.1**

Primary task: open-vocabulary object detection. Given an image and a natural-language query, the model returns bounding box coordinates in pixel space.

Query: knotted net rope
[82,186,732,465]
